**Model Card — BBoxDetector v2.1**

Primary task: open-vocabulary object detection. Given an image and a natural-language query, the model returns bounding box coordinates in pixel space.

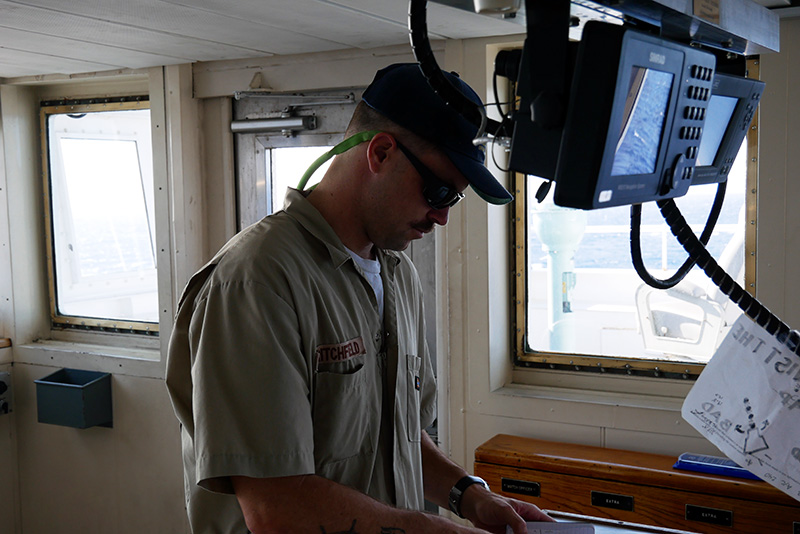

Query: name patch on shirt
[315,336,366,367]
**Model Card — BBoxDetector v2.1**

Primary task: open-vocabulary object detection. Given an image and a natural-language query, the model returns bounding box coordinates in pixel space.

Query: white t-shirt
[347,247,384,321]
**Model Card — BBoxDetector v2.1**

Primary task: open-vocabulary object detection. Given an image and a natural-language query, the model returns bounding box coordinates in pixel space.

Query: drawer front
[476,462,800,534]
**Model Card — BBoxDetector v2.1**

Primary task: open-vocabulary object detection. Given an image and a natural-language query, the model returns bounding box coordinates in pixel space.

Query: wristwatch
[448,475,489,518]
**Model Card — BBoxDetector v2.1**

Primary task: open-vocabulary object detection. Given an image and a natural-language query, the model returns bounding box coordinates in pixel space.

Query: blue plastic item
[673,452,760,481]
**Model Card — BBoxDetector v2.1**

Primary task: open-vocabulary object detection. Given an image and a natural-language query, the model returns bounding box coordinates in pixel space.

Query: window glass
[520,140,747,373]
[43,101,157,332]
[269,145,332,213]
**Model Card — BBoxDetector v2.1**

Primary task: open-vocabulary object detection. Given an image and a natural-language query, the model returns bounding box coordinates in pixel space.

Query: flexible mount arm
[657,198,800,355]
[631,182,726,289]
[408,0,503,136]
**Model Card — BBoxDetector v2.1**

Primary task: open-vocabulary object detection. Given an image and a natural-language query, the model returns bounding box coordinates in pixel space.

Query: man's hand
[233,474,490,534]
[460,483,554,534]
[420,431,554,534]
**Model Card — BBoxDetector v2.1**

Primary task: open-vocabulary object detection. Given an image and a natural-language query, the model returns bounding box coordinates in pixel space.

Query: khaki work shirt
[166,189,437,533]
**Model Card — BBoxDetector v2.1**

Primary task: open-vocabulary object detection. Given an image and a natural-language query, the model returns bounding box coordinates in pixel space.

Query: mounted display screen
[691,72,765,185]
[507,20,764,209]
[551,22,716,209]
[696,95,737,166]
[611,66,674,177]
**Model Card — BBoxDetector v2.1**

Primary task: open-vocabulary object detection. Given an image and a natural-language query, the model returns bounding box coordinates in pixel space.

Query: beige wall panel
[0,417,15,533]
[165,64,206,302]
[776,17,800,329]
[788,21,800,331]
[758,17,800,328]
[0,85,49,345]
[0,95,12,344]
[201,97,237,257]
[107,372,188,533]
[32,74,149,100]
[0,362,19,534]
[14,363,186,534]
[192,43,433,98]
[605,428,721,458]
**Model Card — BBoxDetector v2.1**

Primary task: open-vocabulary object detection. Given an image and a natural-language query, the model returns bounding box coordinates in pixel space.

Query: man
[166,63,552,533]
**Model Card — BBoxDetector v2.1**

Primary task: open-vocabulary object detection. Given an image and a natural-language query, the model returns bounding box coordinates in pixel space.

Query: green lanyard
[296,130,382,191]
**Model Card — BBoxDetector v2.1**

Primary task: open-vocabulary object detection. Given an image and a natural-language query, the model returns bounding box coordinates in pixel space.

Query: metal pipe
[230,116,316,134]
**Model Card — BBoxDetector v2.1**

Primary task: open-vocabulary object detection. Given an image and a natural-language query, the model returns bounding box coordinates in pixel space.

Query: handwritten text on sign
[683,315,800,502]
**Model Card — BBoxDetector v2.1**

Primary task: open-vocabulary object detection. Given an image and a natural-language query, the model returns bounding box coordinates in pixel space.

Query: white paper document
[682,314,800,502]
[508,523,594,534]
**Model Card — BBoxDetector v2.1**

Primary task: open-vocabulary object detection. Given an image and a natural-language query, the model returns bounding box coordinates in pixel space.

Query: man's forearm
[232,473,482,534]
[420,430,477,511]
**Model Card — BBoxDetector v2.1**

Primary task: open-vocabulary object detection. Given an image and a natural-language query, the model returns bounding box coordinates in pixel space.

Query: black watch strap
[448,475,489,518]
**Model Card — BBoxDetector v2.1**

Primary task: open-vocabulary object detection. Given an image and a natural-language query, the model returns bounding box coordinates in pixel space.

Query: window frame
[512,58,761,380]
[232,90,362,229]
[40,97,158,335]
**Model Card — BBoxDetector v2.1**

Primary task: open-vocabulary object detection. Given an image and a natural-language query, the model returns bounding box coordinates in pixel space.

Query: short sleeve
[189,279,315,494]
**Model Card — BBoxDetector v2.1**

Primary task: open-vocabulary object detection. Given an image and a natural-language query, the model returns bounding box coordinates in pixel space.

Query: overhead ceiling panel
[0,3,269,73]
[2,0,348,56]
[0,0,779,80]
[0,0,535,79]
[161,0,424,50]
[0,26,189,71]
[330,0,525,39]
[0,45,117,77]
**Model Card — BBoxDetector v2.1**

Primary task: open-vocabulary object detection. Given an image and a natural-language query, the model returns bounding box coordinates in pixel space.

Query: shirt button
[374,332,382,343]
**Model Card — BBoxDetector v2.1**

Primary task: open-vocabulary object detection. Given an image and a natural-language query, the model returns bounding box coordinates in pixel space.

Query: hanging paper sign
[682,314,800,502]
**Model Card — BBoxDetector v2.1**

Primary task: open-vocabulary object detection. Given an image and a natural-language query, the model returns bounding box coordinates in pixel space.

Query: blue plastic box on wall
[34,368,113,429]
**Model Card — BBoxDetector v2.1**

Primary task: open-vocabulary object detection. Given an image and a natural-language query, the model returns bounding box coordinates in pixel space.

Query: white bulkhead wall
[0,15,798,532]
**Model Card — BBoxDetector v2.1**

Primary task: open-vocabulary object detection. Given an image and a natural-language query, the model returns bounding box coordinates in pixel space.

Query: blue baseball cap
[361,63,513,205]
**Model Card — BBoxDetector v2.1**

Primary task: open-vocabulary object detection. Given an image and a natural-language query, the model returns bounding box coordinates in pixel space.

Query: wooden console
[474,434,800,533]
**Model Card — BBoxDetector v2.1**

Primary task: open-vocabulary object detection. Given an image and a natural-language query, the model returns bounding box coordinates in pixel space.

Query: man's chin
[380,228,434,252]
[379,238,412,252]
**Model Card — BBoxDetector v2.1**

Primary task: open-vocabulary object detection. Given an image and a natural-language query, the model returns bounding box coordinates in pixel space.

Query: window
[232,91,357,228]
[266,145,333,214]
[41,98,157,334]
[237,138,334,228]
[513,66,759,379]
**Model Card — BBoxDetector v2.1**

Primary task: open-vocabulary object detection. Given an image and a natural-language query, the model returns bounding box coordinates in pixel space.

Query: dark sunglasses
[396,142,465,210]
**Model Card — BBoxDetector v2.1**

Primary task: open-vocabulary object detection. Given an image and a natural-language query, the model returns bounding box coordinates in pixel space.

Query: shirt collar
[283,188,402,273]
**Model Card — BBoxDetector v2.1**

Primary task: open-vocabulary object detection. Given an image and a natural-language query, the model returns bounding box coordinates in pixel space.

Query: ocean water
[59,214,156,278]
[529,189,744,271]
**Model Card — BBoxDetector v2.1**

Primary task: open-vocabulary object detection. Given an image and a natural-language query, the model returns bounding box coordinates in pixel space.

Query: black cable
[630,182,727,289]
[408,0,503,136]
[657,198,800,355]
[492,71,506,120]
[490,73,519,141]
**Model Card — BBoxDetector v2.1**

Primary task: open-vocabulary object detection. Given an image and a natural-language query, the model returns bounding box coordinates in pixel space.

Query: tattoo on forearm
[320,519,358,533]
[318,520,405,534]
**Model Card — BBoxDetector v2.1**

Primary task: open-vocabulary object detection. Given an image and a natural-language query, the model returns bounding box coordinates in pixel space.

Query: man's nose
[427,206,450,227]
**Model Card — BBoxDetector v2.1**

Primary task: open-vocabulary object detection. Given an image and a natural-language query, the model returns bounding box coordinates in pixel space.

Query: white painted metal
[0,0,524,79]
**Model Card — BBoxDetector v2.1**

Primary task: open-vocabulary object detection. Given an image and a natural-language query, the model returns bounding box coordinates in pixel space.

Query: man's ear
[365,132,397,175]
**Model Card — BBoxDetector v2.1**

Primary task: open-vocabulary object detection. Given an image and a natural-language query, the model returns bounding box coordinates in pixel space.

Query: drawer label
[591,491,634,511]
[501,477,541,497]
[685,504,733,527]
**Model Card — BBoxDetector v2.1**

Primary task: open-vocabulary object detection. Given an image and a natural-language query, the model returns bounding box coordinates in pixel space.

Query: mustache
[412,222,435,234]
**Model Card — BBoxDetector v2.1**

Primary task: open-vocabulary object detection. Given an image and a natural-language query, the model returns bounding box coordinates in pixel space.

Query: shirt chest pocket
[312,354,377,465]
[406,354,422,443]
